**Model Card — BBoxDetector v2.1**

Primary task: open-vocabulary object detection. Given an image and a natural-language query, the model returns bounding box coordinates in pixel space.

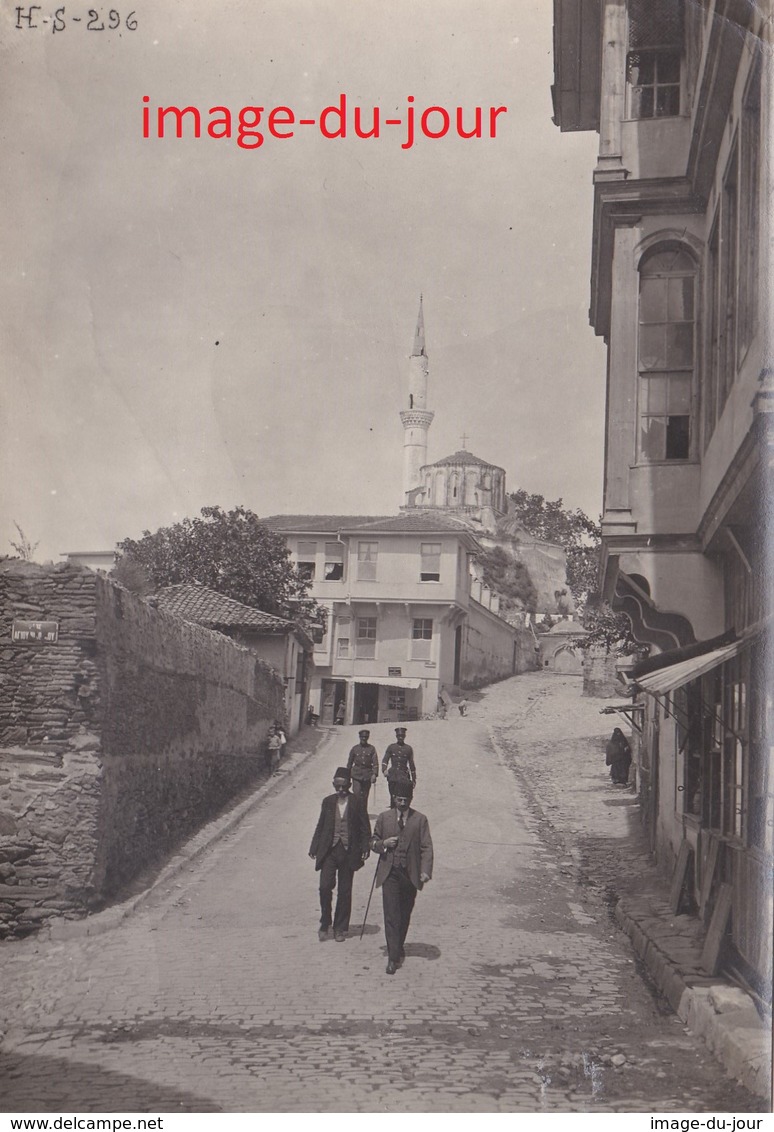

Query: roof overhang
[607,564,697,651]
[551,0,601,133]
[350,676,424,690]
[633,620,768,696]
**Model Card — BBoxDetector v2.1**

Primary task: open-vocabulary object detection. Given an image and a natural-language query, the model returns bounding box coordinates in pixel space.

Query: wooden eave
[552,0,602,133]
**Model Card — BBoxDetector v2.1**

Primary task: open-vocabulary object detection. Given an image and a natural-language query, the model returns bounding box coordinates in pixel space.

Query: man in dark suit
[371,780,433,974]
[309,767,371,942]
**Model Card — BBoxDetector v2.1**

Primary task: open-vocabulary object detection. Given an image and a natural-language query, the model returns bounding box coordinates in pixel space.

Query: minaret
[400,297,434,504]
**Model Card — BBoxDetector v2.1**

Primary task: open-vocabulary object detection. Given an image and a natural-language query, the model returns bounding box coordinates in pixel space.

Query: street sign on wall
[11,620,59,642]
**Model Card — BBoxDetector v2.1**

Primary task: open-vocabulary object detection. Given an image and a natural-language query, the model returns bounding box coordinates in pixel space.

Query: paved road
[0,676,761,1112]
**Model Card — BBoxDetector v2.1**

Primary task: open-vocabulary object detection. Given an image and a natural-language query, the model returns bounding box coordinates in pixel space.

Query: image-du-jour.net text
[142,95,508,150]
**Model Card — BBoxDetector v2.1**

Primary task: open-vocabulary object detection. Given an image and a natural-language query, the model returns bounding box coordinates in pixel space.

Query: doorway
[321,680,347,725]
[354,683,379,725]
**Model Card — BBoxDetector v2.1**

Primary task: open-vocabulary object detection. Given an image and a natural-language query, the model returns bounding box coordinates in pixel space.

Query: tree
[476,544,538,614]
[9,523,39,561]
[508,489,599,608]
[508,489,635,653]
[111,555,154,596]
[574,594,637,655]
[117,505,321,627]
[509,489,599,552]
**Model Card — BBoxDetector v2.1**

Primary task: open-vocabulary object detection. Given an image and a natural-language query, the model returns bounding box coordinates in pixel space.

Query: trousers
[319,841,355,933]
[381,866,417,963]
[351,777,372,809]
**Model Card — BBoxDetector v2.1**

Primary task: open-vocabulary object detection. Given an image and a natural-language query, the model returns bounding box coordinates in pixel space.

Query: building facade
[553,0,772,998]
[262,513,524,725]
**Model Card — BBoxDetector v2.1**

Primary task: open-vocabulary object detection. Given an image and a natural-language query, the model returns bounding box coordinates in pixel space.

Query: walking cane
[359,856,380,941]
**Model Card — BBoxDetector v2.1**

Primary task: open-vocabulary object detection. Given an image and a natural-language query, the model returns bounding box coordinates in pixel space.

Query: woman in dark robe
[605,727,632,785]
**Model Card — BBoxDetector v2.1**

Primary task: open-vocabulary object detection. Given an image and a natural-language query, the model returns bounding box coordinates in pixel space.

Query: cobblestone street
[0,674,762,1112]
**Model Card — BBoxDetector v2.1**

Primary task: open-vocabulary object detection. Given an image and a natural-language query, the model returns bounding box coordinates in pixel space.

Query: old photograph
[0,0,771,1117]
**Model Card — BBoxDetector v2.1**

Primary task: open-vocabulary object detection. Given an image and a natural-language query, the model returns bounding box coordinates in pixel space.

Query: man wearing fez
[371,780,433,975]
[346,729,379,809]
[382,726,417,805]
[309,767,371,942]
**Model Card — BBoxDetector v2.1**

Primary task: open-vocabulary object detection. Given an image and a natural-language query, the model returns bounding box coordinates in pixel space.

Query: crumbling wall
[0,560,284,936]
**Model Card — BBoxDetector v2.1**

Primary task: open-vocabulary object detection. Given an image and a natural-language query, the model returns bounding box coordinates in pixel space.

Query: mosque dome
[408,448,507,520]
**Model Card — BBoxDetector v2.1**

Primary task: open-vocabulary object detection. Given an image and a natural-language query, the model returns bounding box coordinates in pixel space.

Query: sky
[1,0,606,563]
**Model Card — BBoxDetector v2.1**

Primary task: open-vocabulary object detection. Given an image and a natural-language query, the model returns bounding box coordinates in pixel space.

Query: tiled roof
[430,450,503,469]
[154,584,292,632]
[262,512,476,537]
[348,512,475,534]
[260,515,392,533]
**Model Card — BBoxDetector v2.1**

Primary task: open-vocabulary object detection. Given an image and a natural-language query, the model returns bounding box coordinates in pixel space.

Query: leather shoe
[334,931,346,942]
[386,960,397,975]
[318,928,329,942]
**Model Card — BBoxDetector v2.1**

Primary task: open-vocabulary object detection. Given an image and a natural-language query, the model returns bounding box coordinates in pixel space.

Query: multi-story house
[553,0,772,1000]
[262,512,522,725]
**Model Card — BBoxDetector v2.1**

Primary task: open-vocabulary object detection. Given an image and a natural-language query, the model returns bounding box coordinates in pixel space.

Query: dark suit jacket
[371,807,433,891]
[309,792,371,872]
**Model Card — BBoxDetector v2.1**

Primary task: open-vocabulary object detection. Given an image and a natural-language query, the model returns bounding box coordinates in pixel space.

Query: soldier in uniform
[382,726,417,805]
[346,729,379,809]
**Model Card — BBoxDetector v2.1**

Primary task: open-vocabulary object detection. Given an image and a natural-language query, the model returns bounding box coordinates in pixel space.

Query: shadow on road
[0,1050,221,1113]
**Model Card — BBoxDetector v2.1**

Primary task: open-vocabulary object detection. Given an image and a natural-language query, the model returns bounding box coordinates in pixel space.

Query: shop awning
[350,676,423,689]
[634,623,766,696]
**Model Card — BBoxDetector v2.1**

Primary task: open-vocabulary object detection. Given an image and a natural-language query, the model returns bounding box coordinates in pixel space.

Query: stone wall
[461,604,536,689]
[0,560,284,936]
[582,646,622,697]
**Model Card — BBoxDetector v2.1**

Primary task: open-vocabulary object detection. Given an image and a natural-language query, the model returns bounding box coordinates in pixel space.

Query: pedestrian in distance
[309,767,371,942]
[335,700,346,725]
[266,725,282,774]
[606,727,632,785]
[347,729,379,809]
[274,720,287,758]
[371,780,433,975]
[457,697,468,717]
[437,695,447,720]
[382,727,417,805]
[306,703,319,728]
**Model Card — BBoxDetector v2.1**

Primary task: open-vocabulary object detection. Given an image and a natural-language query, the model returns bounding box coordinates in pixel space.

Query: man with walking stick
[309,767,371,942]
[370,780,433,975]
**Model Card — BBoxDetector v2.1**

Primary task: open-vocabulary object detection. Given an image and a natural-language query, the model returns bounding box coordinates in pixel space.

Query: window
[357,541,378,581]
[412,618,433,660]
[627,0,683,120]
[388,688,406,712]
[336,637,350,659]
[718,144,738,414]
[324,542,344,581]
[296,540,317,581]
[702,653,753,843]
[420,542,441,582]
[738,60,761,362]
[356,617,377,659]
[704,219,720,449]
[638,248,695,462]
